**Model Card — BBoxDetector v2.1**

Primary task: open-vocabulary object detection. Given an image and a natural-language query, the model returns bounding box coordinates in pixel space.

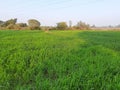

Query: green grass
[0,30,120,90]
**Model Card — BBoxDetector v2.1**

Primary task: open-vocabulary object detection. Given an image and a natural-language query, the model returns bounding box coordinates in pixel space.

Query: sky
[0,0,120,26]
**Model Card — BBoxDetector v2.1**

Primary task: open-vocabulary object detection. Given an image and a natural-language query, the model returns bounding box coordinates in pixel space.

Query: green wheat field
[0,30,120,90]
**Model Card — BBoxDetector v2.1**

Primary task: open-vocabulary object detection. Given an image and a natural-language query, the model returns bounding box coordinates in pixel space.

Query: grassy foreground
[0,30,120,90]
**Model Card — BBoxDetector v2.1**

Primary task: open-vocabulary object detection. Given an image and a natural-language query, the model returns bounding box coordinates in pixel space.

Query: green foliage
[2,18,17,27]
[0,20,4,26]
[28,19,41,30]
[57,22,68,30]
[0,30,120,90]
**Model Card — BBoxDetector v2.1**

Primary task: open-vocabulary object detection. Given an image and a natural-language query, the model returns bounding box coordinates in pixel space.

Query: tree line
[0,18,90,30]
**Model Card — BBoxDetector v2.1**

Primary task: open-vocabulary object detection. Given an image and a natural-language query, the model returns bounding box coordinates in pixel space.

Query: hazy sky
[0,0,120,26]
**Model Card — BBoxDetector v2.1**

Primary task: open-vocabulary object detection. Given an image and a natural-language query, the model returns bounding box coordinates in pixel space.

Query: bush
[76,21,90,30]
[29,26,41,30]
[14,24,21,30]
[28,19,41,30]
[6,24,22,30]
[17,23,27,27]
[6,24,15,29]
[57,22,68,30]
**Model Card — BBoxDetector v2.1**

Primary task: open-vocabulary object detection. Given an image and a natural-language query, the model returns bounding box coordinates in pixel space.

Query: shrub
[57,22,68,30]
[28,19,41,30]
[17,23,27,27]
[76,21,90,30]
[6,24,15,29]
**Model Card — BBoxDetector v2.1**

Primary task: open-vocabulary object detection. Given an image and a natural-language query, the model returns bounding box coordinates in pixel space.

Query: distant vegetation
[57,22,68,30]
[1,18,120,31]
[28,19,41,30]
[0,18,91,30]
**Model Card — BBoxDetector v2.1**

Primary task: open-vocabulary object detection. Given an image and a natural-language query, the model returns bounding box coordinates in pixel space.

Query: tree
[0,20,4,26]
[3,18,17,27]
[28,19,41,30]
[57,22,68,30]
[0,20,4,29]
[76,21,90,30]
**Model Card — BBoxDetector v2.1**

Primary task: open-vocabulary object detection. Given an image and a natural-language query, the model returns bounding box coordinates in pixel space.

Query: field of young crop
[0,30,120,90]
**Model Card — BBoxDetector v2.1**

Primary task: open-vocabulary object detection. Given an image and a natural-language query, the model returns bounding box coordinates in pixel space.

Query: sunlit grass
[0,30,120,90]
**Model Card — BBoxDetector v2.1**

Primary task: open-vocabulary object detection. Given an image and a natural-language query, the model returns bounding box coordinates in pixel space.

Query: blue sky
[0,0,120,26]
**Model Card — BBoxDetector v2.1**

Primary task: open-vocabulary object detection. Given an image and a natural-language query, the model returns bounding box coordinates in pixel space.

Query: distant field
[0,30,120,90]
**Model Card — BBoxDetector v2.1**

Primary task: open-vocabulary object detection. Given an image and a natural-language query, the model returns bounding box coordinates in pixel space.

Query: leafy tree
[57,22,68,30]
[0,20,4,26]
[76,21,90,30]
[28,19,41,30]
[3,18,17,27]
